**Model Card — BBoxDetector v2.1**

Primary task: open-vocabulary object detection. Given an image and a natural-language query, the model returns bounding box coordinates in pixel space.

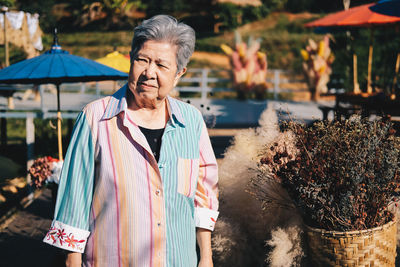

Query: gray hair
[131,15,195,73]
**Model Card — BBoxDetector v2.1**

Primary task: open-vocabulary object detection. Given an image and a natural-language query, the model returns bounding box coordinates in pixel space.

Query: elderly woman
[43,15,219,267]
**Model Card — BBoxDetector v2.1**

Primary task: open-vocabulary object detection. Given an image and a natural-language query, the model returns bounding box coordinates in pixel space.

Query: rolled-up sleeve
[43,111,95,253]
[194,121,219,231]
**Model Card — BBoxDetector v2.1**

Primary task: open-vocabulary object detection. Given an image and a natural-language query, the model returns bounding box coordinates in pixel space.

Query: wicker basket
[306,220,397,267]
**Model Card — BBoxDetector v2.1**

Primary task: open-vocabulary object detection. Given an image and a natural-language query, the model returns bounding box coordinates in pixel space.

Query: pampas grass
[213,106,303,266]
[267,226,304,267]
[212,218,247,266]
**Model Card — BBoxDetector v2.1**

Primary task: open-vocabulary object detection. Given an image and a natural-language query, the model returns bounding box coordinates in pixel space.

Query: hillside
[38,12,321,72]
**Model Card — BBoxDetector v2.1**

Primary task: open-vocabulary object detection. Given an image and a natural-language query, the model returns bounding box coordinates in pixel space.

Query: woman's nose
[143,63,156,79]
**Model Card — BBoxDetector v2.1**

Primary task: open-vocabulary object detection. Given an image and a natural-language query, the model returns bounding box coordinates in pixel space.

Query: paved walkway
[0,188,64,267]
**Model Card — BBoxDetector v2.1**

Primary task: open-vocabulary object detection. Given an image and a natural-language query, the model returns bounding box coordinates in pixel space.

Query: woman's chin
[137,92,158,101]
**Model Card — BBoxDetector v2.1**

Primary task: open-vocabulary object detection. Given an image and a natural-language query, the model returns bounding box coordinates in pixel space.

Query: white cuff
[43,220,90,253]
[195,207,219,231]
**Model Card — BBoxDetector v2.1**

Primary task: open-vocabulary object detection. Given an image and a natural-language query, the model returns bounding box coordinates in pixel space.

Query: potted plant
[251,116,400,266]
[29,156,63,205]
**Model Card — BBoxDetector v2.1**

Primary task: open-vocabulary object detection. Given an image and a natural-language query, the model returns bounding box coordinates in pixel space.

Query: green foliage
[181,14,215,35]
[213,3,242,30]
[284,0,375,13]
[33,118,74,158]
[0,118,73,168]
[0,156,22,180]
[242,5,269,25]
[327,26,400,94]
[261,0,287,11]
[0,0,15,7]
[15,0,57,32]
[0,43,27,66]
[212,3,269,30]
[146,0,189,17]
[103,0,126,9]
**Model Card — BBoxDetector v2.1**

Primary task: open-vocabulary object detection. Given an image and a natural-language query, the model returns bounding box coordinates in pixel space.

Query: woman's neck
[127,92,168,129]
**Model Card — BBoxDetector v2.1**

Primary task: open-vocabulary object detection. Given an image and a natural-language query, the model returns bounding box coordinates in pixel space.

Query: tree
[0,0,15,7]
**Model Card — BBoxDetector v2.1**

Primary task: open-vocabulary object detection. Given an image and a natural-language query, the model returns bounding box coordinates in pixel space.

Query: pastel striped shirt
[43,84,219,267]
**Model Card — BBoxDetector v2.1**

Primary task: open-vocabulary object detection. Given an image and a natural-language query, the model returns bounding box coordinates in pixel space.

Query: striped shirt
[43,84,219,267]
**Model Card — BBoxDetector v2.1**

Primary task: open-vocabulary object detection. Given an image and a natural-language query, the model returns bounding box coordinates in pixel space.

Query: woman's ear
[173,67,187,87]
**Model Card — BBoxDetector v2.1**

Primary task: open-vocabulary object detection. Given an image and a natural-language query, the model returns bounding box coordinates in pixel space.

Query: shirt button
[157,222,161,227]
[155,189,161,196]
[159,163,165,168]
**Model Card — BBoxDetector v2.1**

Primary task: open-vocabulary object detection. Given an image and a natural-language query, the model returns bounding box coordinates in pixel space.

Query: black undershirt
[139,126,165,162]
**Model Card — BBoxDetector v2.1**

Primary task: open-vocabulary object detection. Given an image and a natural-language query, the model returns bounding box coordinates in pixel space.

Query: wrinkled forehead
[131,39,177,57]
[130,40,179,71]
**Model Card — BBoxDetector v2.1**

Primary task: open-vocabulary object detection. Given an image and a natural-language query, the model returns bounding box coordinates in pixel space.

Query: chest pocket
[177,157,200,198]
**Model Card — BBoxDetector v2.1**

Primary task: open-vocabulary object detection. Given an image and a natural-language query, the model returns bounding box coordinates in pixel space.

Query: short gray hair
[131,15,195,73]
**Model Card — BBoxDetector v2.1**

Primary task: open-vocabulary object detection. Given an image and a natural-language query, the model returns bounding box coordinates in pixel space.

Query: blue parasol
[370,0,400,17]
[0,29,129,160]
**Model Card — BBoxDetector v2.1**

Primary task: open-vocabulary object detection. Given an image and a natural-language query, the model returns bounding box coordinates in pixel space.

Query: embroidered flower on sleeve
[45,225,85,251]
[65,234,85,249]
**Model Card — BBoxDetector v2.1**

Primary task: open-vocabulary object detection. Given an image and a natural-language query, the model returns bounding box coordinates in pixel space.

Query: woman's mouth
[138,82,157,89]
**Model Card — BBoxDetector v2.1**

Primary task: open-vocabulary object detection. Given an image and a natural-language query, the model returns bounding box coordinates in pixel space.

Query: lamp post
[1,6,8,67]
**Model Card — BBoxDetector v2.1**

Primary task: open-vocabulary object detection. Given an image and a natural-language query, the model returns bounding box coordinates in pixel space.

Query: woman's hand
[196,228,213,267]
[65,252,82,267]
[198,257,213,267]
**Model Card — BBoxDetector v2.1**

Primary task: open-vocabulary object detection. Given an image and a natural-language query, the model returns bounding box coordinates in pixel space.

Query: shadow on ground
[0,188,65,267]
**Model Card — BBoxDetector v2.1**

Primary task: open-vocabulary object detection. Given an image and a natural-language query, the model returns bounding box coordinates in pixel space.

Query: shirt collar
[101,84,128,120]
[166,96,185,127]
[101,84,186,127]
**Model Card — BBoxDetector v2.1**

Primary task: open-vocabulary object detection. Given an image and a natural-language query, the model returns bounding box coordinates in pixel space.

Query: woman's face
[128,40,186,107]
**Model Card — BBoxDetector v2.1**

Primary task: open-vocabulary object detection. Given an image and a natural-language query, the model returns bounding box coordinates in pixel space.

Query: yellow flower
[257,51,266,60]
[300,49,309,61]
[220,44,233,56]
[318,40,325,57]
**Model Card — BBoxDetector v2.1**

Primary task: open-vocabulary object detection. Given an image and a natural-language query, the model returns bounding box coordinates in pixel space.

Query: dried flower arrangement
[220,31,268,100]
[29,156,62,189]
[301,35,334,100]
[252,116,400,232]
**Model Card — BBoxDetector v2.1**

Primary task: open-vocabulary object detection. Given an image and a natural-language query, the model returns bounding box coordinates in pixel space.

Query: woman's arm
[194,119,219,267]
[66,252,82,267]
[43,111,95,254]
[196,228,213,267]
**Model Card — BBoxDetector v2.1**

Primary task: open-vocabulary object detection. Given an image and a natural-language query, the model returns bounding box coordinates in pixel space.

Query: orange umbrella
[305,3,400,27]
[305,3,400,93]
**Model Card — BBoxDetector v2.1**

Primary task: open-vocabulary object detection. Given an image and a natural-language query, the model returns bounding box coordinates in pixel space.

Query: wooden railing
[0,68,307,102]
[175,68,306,100]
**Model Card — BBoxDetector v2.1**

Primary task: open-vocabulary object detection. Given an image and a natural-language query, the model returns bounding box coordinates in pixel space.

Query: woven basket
[306,220,397,267]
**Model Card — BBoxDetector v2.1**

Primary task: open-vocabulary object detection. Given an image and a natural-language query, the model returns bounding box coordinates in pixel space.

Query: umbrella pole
[353,53,360,94]
[56,84,63,161]
[392,53,400,95]
[367,28,374,94]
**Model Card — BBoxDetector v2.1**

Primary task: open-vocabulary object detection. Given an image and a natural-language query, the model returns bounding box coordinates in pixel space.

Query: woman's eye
[136,58,147,63]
